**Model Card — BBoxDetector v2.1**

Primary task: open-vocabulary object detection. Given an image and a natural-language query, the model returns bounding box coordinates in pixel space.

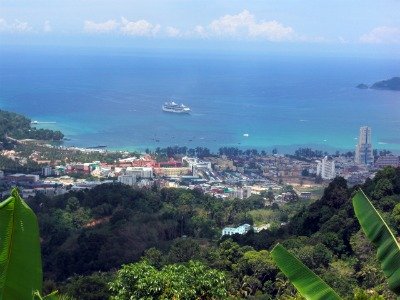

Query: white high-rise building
[42,166,53,177]
[355,126,373,165]
[316,156,336,180]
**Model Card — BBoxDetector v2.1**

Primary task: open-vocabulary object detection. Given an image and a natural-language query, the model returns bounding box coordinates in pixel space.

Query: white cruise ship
[162,101,191,114]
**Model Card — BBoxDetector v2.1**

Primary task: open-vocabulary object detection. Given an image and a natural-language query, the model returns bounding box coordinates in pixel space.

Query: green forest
[19,166,400,299]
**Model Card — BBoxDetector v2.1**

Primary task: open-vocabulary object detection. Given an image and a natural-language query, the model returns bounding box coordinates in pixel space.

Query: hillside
[231,167,400,298]
[371,77,400,91]
[26,166,400,299]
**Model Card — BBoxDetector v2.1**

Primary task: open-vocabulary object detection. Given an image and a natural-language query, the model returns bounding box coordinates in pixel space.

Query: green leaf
[0,188,42,300]
[33,290,64,300]
[271,244,341,300]
[32,290,44,300]
[41,290,59,300]
[352,189,400,295]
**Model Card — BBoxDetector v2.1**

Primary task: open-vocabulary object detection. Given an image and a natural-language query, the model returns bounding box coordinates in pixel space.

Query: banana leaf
[352,189,400,295]
[33,290,59,300]
[271,244,342,300]
[0,188,42,300]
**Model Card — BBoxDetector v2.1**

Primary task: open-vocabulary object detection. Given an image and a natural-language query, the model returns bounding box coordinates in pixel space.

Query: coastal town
[1,1,400,295]
[1,126,399,210]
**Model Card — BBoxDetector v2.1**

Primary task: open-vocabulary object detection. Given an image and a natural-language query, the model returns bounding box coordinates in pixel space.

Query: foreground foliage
[1,167,399,299]
[271,188,400,299]
[0,189,42,300]
[271,244,341,300]
[352,189,400,294]
[109,260,227,300]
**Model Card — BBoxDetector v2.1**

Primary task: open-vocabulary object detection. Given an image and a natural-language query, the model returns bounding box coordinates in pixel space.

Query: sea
[1,46,399,154]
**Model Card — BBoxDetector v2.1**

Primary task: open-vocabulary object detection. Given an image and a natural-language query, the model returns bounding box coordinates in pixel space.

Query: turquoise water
[0,46,399,153]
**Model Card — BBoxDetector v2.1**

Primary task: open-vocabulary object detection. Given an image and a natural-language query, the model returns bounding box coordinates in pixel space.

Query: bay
[1,46,399,153]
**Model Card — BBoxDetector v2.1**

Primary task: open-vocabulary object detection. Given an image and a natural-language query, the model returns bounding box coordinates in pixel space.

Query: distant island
[356,83,369,89]
[357,77,400,91]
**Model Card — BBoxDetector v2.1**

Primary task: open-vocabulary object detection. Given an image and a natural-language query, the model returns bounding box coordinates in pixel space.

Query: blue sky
[1,0,400,55]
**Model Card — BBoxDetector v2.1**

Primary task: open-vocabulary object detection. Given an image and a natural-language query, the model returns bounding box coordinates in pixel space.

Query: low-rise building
[5,174,40,183]
[71,180,111,191]
[222,224,251,236]
[229,186,252,199]
[182,156,212,173]
[118,174,137,186]
[300,192,312,199]
[375,155,399,168]
[253,224,271,233]
[126,167,153,179]
[154,167,192,177]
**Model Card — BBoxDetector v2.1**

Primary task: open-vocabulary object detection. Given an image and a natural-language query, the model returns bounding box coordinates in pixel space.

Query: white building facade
[316,156,336,180]
[222,224,252,236]
[42,166,53,177]
[117,174,137,186]
[126,167,153,179]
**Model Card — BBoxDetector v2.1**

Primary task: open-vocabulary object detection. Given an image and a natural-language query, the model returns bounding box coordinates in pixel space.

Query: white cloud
[84,20,118,33]
[249,20,294,41]
[12,19,32,32]
[43,20,52,33]
[120,17,160,36]
[0,18,32,33]
[208,10,294,41]
[193,25,207,38]
[0,18,7,31]
[360,26,400,44]
[76,11,325,42]
[165,26,181,37]
[209,10,253,36]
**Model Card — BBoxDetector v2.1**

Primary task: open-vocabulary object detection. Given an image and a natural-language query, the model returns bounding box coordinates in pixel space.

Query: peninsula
[357,76,400,91]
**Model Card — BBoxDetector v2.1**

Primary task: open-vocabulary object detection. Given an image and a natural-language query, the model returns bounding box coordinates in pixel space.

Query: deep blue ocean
[0,46,399,153]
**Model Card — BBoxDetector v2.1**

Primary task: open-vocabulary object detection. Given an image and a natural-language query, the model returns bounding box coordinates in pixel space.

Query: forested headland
[0,110,64,146]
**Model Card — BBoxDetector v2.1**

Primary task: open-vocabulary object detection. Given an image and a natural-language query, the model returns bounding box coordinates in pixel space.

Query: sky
[1,0,400,56]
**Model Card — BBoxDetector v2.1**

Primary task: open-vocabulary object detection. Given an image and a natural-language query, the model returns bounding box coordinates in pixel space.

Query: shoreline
[61,140,400,156]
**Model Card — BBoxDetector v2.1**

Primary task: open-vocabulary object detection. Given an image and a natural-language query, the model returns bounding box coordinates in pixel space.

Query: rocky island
[357,76,400,91]
[356,83,369,89]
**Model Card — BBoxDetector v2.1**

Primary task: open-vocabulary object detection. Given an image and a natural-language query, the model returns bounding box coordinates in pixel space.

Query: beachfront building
[355,126,373,165]
[316,156,336,180]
